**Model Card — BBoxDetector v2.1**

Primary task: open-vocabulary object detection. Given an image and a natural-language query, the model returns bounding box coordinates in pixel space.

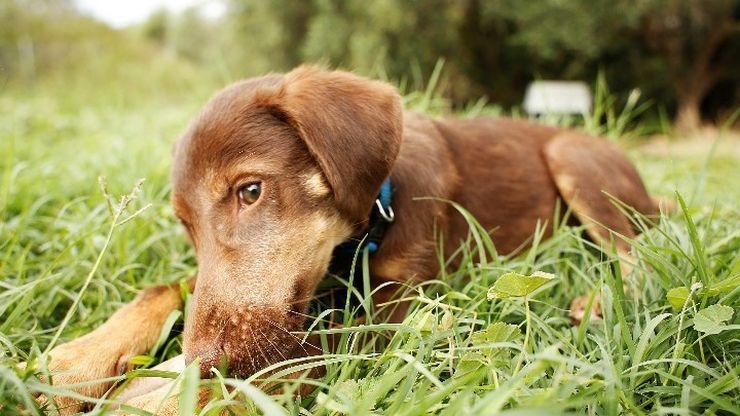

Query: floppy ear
[263,66,403,226]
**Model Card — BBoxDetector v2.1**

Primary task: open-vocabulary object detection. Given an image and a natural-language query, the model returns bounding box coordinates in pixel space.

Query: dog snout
[183,302,311,378]
[185,341,228,378]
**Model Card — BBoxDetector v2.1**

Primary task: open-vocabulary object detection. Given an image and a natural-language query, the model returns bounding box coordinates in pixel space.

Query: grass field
[1,78,739,415]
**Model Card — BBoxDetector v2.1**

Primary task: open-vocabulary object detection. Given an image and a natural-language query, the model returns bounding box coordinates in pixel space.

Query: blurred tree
[0,0,212,99]
[4,0,738,131]
[141,7,220,64]
[456,0,526,105]
[301,0,465,90]
[141,8,169,46]
[641,0,740,131]
[225,0,314,74]
[0,0,110,82]
[170,7,215,63]
[454,0,739,130]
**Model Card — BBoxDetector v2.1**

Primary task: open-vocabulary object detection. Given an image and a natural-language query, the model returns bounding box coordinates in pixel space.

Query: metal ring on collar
[375,199,395,222]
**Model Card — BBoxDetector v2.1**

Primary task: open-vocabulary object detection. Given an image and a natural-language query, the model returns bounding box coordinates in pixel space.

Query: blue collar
[334,178,395,255]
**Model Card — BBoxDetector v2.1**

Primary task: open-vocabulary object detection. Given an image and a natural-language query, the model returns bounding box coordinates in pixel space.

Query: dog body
[372,113,656,278]
[375,114,563,276]
[40,66,657,413]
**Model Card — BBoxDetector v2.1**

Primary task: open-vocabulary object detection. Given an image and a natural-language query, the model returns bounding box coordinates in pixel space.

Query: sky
[74,0,225,28]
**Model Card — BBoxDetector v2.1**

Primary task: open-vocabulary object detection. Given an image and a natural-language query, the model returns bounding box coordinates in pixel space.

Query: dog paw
[569,294,602,325]
[36,336,130,414]
[119,381,182,415]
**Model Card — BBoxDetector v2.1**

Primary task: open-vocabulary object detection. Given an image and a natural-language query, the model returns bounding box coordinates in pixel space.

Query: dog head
[171,66,403,377]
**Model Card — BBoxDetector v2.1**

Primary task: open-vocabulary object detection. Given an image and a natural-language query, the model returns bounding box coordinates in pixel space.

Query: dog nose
[184,342,228,378]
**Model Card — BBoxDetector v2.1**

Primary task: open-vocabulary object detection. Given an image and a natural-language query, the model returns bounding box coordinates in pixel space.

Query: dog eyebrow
[204,157,280,200]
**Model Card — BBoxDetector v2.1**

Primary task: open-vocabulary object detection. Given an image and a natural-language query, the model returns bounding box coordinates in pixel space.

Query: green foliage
[693,304,735,335]
[482,0,642,62]
[469,322,521,362]
[486,271,555,299]
[666,286,691,311]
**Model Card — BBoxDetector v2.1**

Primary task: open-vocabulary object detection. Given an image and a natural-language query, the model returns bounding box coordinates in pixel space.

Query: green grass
[1,80,738,415]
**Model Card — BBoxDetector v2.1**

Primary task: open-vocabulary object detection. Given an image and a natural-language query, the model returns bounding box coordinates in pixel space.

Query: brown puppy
[40,66,658,413]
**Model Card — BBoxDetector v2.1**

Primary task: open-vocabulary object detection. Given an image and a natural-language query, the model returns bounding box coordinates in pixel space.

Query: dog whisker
[284,291,333,306]
[286,309,335,324]
[248,325,272,372]
[264,319,323,354]
[257,326,288,363]
[246,339,257,374]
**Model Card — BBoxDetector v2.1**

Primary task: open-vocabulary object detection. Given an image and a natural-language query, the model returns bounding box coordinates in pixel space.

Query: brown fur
[39,66,658,414]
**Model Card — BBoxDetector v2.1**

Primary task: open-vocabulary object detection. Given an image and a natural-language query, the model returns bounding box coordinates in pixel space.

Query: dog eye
[237,182,261,205]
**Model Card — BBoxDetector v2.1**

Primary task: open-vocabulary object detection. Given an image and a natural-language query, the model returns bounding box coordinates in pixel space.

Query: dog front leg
[37,278,195,415]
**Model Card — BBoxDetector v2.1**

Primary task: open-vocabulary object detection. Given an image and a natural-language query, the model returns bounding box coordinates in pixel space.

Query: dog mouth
[184,305,318,378]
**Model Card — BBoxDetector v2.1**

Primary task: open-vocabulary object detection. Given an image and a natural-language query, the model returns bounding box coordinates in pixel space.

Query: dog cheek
[285,214,351,304]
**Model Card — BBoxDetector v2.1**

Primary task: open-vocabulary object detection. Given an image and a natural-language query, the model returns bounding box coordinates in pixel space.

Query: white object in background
[523,81,592,116]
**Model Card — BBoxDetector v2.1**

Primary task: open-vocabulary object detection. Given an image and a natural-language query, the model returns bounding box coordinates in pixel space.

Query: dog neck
[330,177,395,266]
